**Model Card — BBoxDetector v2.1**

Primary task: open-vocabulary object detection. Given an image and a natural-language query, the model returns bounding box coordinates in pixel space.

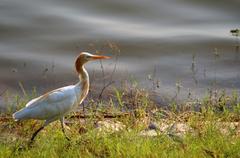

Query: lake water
[0,0,240,107]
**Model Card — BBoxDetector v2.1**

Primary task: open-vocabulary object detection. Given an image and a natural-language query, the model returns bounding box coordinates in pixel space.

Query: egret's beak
[91,55,111,60]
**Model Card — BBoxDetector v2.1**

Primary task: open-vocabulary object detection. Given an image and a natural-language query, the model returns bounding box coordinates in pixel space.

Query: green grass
[1,85,240,158]
[1,122,240,158]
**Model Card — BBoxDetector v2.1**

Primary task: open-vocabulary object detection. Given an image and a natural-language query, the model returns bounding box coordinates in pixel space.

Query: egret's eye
[86,56,91,59]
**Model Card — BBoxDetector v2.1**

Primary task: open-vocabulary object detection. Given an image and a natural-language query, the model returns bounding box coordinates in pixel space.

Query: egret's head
[75,52,110,73]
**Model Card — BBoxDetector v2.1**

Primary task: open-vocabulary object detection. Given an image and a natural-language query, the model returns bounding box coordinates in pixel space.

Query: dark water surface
[0,0,240,107]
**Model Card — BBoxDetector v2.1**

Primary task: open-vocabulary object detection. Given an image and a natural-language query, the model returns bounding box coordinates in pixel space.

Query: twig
[69,112,130,119]
[109,51,119,81]
[99,59,106,87]
[98,81,115,99]
[18,82,27,97]
[97,44,119,100]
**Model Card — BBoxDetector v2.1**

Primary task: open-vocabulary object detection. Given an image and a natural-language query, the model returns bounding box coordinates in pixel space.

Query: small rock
[139,129,158,137]
[143,122,193,137]
[96,120,125,133]
[168,123,193,137]
[158,122,170,132]
[148,121,169,132]
[148,122,158,130]
[216,122,239,135]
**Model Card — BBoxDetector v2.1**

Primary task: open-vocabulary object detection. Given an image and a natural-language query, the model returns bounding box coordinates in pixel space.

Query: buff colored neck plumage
[75,57,90,104]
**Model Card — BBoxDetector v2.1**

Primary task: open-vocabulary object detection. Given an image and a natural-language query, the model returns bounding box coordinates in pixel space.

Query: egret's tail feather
[12,109,28,121]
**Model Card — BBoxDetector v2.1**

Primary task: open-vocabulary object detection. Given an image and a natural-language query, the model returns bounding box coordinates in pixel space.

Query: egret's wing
[13,85,78,120]
[26,86,75,109]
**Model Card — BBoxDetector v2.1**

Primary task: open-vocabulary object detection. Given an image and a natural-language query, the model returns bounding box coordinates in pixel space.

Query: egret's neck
[76,66,89,104]
[78,65,89,82]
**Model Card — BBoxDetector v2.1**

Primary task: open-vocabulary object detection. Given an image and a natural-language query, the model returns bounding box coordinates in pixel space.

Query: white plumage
[13,85,78,121]
[12,52,110,142]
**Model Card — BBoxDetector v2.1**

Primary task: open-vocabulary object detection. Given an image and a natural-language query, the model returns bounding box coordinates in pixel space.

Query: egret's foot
[61,125,71,141]
[60,118,71,141]
[28,140,35,148]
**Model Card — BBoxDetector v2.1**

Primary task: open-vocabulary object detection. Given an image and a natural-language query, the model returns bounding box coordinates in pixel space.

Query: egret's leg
[61,117,71,130]
[30,118,56,142]
[30,126,44,141]
[60,117,70,141]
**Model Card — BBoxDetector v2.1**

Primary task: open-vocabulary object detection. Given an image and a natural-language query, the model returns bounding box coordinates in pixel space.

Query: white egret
[13,52,110,141]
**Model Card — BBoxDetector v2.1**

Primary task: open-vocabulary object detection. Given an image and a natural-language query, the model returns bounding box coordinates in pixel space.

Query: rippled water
[0,0,240,103]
